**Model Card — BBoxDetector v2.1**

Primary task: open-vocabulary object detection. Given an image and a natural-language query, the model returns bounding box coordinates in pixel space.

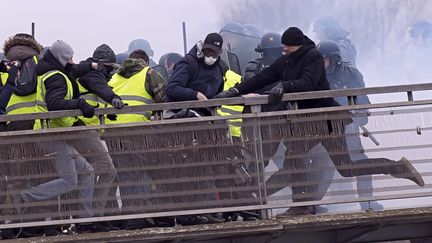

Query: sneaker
[238,211,259,221]
[103,221,120,231]
[176,215,208,226]
[1,229,18,239]
[360,201,384,211]
[393,157,425,187]
[19,227,44,238]
[125,218,155,230]
[202,213,223,224]
[76,222,110,234]
[43,226,61,236]
[276,206,315,218]
[154,217,175,227]
[313,205,328,214]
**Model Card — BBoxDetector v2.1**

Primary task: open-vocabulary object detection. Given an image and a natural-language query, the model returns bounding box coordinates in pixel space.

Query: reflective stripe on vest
[0,72,8,86]
[5,56,38,115]
[34,70,77,129]
[107,66,153,124]
[216,69,244,138]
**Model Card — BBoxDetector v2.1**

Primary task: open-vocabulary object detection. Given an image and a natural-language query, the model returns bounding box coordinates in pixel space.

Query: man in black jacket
[77,44,124,110]
[216,27,424,216]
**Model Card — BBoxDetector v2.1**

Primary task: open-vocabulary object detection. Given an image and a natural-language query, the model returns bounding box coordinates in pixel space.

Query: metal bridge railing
[0,83,431,229]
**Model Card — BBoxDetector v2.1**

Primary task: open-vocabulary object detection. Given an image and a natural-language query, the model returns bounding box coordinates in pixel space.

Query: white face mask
[204,56,217,66]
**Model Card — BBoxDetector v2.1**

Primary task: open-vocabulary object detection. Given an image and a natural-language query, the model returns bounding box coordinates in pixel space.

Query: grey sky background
[1,0,431,89]
[0,0,226,61]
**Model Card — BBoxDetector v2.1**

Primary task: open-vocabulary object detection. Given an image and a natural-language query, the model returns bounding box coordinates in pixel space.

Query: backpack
[12,57,38,96]
[184,54,229,82]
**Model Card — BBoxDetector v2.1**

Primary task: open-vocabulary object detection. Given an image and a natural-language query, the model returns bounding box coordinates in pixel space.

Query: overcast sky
[0,0,227,62]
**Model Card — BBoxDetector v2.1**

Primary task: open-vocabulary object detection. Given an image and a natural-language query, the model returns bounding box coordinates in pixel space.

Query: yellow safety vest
[107,66,154,124]
[33,70,77,129]
[0,72,8,86]
[5,56,38,116]
[76,80,108,126]
[216,70,244,138]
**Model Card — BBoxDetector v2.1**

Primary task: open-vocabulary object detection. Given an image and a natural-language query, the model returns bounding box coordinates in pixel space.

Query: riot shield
[221,50,242,75]
[219,30,261,75]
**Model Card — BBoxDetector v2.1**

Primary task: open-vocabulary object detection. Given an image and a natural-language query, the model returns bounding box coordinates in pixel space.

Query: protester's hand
[111,97,124,109]
[268,82,285,105]
[196,92,208,101]
[78,98,95,118]
[0,60,7,72]
[5,65,19,86]
[213,87,239,99]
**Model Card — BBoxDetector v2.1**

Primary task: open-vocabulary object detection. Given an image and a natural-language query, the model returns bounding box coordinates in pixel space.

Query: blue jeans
[21,141,95,218]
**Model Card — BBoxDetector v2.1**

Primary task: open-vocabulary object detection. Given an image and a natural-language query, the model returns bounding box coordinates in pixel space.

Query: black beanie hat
[281,27,305,46]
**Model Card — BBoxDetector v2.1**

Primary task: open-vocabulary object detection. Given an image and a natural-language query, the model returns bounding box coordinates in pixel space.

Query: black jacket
[235,37,339,109]
[78,58,119,104]
[166,44,224,102]
[35,50,92,111]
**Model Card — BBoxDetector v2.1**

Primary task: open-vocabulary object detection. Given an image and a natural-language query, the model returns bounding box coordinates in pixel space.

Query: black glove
[0,61,7,72]
[111,97,124,109]
[214,87,239,99]
[78,98,95,118]
[106,114,117,121]
[94,62,108,75]
[5,66,19,86]
[268,82,285,105]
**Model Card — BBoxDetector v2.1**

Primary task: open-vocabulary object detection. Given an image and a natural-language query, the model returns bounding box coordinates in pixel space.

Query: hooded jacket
[78,44,120,104]
[77,59,120,104]
[235,36,339,109]
[1,35,42,114]
[166,43,224,102]
[35,50,92,111]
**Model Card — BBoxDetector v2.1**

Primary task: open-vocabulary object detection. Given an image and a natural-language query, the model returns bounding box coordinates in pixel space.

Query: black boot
[76,222,110,234]
[391,157,425,187]
[125,218,155,230]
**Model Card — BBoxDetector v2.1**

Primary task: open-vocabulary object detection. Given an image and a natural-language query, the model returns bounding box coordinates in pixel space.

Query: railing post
[250,104,269,219]
[353,95,358,105]
[407,91,414,101]
[99,115,105,125]
[347,96,354,105]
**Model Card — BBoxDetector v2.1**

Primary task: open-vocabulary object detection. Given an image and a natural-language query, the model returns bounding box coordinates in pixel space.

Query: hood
[287,36,316,59]
[187,42,220,68]
[187,42,202,58]
[35,50,66,76]
[118,58,147,78]
[49,40,74,67]
[3,35,43,59]
[93,44,116,63]
[5,45,39,61]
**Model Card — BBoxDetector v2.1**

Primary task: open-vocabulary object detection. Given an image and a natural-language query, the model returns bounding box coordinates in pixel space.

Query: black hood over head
[92,44,116,63]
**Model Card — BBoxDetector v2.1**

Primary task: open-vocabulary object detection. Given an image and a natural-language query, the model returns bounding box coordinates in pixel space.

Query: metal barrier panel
[0,117,266,227]
[0,84,431,228]
[260,105,432,212]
